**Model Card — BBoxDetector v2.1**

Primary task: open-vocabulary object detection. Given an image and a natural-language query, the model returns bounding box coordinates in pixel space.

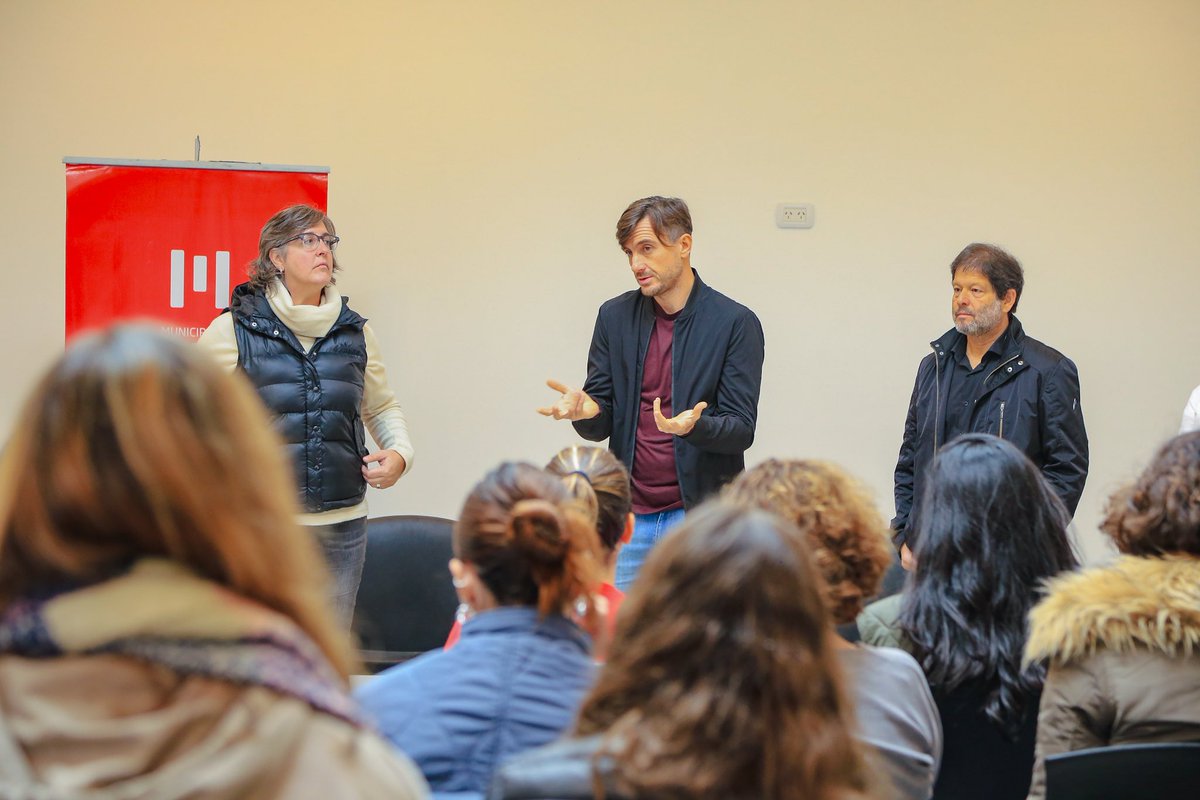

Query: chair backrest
[353,514,457,671]
[1045,742,1200,800]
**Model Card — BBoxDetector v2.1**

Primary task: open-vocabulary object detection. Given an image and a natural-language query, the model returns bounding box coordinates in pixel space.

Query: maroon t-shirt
[630,304,684,514]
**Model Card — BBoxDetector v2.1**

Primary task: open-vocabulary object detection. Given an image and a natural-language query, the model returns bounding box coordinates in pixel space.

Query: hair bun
[509,499,569,565]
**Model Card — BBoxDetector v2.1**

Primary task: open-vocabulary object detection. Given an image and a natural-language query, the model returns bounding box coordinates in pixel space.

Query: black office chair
[1045,742,1200,800]
[353,514,458,672]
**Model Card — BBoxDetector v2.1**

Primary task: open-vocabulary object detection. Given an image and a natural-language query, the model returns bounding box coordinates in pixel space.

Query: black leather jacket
[892,315,1089,545]
[572,270,765,509]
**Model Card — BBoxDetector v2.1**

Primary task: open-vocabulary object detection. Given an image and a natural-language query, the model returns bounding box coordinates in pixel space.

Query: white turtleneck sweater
[197,280,413,525]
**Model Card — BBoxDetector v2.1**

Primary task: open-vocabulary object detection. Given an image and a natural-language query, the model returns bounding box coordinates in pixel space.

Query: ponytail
[545,446,632,552]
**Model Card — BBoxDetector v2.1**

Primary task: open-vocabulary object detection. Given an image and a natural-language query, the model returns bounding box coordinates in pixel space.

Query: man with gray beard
[891,243,1088,558]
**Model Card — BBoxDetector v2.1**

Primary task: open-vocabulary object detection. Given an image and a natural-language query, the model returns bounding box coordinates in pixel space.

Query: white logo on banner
[170,249,230,309]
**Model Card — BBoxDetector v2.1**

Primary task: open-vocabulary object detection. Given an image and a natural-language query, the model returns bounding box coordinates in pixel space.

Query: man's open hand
[537,379,600,421]
[653,397,708,436]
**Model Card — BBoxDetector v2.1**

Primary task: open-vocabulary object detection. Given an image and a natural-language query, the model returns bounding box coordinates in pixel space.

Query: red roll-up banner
[64,159,329,340]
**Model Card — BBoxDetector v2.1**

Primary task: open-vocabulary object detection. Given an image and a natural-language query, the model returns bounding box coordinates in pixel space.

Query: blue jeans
[614,507,687,591]
[310,516,368,629]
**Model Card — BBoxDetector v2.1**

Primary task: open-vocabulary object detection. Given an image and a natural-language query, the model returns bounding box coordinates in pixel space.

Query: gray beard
[954,301,1004,336]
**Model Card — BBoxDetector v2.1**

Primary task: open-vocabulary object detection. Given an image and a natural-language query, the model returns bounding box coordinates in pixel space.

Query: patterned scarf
[0,559,364,725]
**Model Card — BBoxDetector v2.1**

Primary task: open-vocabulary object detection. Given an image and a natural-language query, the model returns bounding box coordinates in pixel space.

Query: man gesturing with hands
[540,197,764,589]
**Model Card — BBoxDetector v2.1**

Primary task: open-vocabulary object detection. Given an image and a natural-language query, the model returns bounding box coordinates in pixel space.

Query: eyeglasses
[279,232,340,252]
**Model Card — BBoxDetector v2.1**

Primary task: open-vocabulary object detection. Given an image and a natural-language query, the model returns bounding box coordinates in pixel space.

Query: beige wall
[4,1,1198,563]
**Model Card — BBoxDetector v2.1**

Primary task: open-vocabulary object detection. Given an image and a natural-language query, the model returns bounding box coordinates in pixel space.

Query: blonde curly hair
[725,459,892,624]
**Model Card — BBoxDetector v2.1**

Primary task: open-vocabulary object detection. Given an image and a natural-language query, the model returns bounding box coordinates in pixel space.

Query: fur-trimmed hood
[1025,554,1200,666]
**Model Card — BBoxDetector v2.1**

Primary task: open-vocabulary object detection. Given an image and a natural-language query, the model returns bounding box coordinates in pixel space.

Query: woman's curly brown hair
[1102,431,1200,557]
[725,459,892,624]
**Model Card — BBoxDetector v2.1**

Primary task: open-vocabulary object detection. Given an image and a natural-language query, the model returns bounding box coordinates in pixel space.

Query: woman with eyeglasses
[198,204,413,628]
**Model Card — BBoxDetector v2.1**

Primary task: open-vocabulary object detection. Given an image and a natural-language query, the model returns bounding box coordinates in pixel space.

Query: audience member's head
[451,462,601,621]
[0,324,353,677]
[545,445,632,559]
[900,433,1077,733]
[726,458,892,625]
[574,502,870,800]
[1101,431,1200,557]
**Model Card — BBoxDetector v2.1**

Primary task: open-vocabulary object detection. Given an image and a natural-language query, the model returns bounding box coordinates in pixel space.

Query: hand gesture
[363,449,407,490]
[537,379,600,421]
[653,397,708,436]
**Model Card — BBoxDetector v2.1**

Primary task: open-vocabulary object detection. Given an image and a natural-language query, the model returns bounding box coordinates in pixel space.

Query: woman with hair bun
[356,462,603,796]
[443,445,633,649]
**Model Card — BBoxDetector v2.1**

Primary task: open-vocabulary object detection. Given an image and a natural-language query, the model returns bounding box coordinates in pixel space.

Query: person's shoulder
[1011,320,1074,369]
[597,287,643,312]
[1022,336,1073,366]
[329,291,367,329]
[492,735,615,800]
[694,280,759,321]
[280,700,432,798]
[197,311,235,341]
[861,592,904,622]
[855,642,926,682]
[857,594,907,648]
[907,328,956,373]
[354,648,443,704]
[591,291,643,331]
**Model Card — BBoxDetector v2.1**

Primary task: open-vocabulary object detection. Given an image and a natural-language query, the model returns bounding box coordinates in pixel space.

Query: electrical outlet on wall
[776,203,815,229]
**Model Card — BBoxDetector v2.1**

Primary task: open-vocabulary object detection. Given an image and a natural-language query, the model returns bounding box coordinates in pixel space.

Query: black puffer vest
[228,282,368,513]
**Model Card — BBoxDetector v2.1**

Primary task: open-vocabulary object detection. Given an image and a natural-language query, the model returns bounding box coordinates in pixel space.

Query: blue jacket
[356,607,595,797]
[573,270,765,509]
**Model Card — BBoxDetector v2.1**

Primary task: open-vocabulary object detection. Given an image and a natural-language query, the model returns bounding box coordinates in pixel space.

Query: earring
[455,602,473,625]
[574,596,589,617]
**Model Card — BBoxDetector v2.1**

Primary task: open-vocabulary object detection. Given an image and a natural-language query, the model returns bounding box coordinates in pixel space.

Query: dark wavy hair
[898,434,1077,736]
[725,459,892,624]
[575,502,871,800]
[454,462,601,622]
[1102,431,1200,556]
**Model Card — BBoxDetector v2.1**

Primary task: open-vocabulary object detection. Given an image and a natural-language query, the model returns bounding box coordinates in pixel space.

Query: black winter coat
[892,316,1088,545]
[229,283,369,513]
